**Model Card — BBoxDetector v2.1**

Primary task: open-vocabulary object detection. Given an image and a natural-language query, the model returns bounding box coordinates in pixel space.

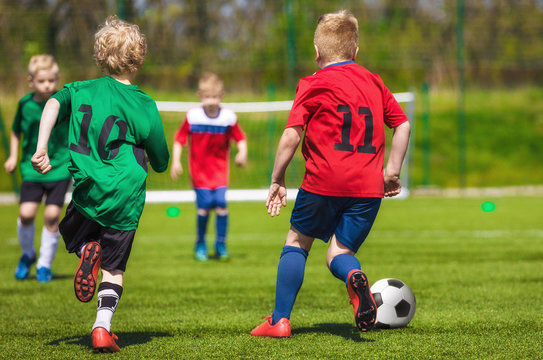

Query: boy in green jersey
[4,55,71,283]
[31,16,170,353]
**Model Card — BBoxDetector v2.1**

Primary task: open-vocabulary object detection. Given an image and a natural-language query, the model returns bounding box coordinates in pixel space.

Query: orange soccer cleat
[91,327,120,353]
[347,269,377,332]
[250,316,291,338]
[74,242,102,302]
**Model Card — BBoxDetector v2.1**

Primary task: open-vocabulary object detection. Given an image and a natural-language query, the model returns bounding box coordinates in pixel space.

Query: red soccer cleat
[91,327,120,353]
[250,316,291,338]
[347,269,377,332]
[74,242,102,302]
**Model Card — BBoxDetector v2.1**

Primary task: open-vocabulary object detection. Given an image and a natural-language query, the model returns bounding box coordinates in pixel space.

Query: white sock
[92,284,122,333]
[17,218,35,258]
[37,226,60,269]
[93,309,115,333]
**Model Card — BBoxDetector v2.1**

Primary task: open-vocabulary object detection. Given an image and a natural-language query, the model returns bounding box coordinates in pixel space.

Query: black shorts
[20,179,71,206]
[59,202,136,272]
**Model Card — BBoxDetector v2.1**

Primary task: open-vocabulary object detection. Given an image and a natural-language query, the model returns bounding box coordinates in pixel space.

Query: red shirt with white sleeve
[174,107,246,189]
[286,61,408,198]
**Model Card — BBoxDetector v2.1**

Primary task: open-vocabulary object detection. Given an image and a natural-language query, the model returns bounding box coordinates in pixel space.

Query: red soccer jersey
[286,61,408,197]
[174,107,246,189]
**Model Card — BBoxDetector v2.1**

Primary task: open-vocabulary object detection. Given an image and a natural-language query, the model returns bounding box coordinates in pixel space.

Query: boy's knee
[197,208,210,216]
[43,208,60,231]
[326,235,355,266]
[285,226,314,252]
[19,204,38,224]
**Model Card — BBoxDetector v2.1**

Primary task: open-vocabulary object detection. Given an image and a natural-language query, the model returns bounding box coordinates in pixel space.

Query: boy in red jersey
[251,10,410,337]
[170,72,247,261]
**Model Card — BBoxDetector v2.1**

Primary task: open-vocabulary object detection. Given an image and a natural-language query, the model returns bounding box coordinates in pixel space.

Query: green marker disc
[481,201,496,212]
[166,206,181,217]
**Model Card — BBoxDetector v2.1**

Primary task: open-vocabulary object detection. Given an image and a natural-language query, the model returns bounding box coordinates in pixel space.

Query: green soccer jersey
[12,93,71,182]
[54,76,170,230]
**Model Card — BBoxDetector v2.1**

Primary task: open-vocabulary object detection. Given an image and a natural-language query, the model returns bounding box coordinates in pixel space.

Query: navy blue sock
[215,214,228,244]
[271,246,308,325]
[329,254,361,284]
[197,214,209,245]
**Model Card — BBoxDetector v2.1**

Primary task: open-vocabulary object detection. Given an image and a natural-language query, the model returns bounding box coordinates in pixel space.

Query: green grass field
[1,196,542,359]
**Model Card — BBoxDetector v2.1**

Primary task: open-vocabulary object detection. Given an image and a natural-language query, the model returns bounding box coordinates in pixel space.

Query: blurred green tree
[0,0,542,94]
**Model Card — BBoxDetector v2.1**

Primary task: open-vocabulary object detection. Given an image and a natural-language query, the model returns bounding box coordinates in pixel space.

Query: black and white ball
[370,278,416,329]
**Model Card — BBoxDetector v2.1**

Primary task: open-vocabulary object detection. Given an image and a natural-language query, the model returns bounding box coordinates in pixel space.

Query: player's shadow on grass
[47,331,173,349]
[292,323,375,342]
[51,274,72,280]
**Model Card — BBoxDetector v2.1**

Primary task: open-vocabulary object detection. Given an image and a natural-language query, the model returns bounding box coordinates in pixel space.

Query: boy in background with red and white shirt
[251,10,410,337]
[171,72,247,261]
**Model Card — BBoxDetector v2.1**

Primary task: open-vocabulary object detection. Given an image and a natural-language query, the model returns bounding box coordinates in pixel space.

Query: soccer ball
[370,278,416,329]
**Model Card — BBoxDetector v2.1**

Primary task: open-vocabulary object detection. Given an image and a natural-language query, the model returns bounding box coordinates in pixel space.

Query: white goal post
[147,92,415,203]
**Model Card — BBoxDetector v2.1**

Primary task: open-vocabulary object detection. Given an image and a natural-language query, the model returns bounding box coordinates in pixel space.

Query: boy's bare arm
[235,139,247,167]
[31,98,60,174]
[384,120,411,197]
[4,132,20,173]
[170,142,183,181]
[267,126,302,217]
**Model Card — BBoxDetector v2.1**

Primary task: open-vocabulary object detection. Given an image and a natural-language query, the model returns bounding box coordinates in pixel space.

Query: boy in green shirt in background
[31,16,170,353]
[4,54,71,283]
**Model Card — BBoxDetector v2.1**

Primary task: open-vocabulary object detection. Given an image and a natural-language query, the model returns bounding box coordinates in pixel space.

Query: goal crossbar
[155,92,415,113]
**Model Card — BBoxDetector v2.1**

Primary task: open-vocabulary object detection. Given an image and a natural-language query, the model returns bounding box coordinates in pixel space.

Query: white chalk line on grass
[0,189,283,204]
[1,185,542,204]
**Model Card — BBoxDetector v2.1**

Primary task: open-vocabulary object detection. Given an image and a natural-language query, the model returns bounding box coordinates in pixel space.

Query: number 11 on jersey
[334,104,376,154]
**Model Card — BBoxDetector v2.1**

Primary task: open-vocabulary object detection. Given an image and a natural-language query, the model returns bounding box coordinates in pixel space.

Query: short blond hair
[198,72,224,94]
[314,10,358,63]
[28,55,59,77]
[94,15,147,75]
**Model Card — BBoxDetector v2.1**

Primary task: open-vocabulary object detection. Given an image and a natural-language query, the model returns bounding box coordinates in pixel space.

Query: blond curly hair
[94,15,147,75]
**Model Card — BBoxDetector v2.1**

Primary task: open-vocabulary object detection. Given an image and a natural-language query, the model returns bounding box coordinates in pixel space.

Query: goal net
[146,92,415,203]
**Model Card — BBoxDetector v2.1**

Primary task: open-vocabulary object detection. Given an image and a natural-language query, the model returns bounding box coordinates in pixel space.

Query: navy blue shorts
[20,179,71,206]
[195,187,227,210]
[290,188,381,253]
